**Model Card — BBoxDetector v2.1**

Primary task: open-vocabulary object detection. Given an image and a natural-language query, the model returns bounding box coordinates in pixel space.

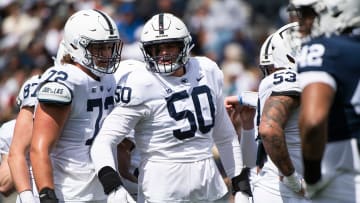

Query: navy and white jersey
[93,56,243,177]
[298,34,360,184]
[37,63,117,201]
[16,75,41,109]
[298,34,360,143]
[253,68,303,198]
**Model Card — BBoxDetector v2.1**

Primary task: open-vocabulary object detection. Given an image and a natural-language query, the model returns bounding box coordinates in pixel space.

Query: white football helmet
[63,9,123,77]
[323,0,360,33]
[140,13,193,75]
[292,0,360,35]
[259,22,300,76]
[290,0,333,37]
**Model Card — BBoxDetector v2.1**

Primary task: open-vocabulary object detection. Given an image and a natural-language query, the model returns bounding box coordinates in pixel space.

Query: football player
[8,74,41,203]
[225,22,310,203]
[91,13,251,203]
[293,0,360,202]
[29,9,133,203]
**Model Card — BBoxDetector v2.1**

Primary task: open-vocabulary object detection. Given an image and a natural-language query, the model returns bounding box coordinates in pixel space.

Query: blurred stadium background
[0,0,289,202]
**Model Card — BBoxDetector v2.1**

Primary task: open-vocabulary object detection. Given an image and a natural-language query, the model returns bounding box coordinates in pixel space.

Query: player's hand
[224,95,240,111]
[234,191,250,203]
[280,171,305,196]
[304,176,332,199]
[107,186,135,203]
[239,106,256,130]
[19,190,37,203]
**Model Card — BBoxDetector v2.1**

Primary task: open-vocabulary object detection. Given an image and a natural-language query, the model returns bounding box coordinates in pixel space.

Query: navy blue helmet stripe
[264,35,273,60]
[94,9,114,35]
[159,13,164,34]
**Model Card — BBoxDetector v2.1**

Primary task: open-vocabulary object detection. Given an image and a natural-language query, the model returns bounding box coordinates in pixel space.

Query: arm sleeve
[91,105,145,173]
[212,94,244,178]
[240,128,257,168]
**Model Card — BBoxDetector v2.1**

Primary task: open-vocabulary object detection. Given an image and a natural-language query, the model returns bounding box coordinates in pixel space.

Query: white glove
[107,186,136,203]
[304,176,332,199]
[282,171,305,195]
[234,191,250,203]
[19,190,37,203]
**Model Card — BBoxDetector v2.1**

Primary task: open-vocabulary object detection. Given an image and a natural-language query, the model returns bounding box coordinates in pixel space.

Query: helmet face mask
[63,9,123,77]
[83,39,123,75]
[140,13,193,75]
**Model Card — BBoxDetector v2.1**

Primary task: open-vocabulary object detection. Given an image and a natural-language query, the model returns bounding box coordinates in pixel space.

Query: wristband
[98,166,123,195]
[239,91,258,107]
[238,95,243,105]
[39,187,58,203]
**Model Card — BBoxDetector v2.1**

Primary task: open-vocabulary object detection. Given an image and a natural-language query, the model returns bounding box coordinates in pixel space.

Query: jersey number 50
[166,85,215,140]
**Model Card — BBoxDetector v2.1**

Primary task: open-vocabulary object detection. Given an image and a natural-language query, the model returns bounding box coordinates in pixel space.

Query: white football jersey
[38,63,117,201]
[253,68,304,198]
[0,119,15,157]
[16,75,40,109]
[96,56,241,174]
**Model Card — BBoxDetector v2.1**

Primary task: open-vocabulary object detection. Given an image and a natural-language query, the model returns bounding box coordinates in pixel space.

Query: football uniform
[92,56,243,202]
[37,63,117,202]
[0,120,16,157]
[15,75,41,203]
[298,34,360,202]
[114,59,144,200]
[252,68,308,202]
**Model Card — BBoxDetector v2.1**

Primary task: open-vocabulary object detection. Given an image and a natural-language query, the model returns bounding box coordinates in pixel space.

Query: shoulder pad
[37,82,72,104]
[116,69,163,106]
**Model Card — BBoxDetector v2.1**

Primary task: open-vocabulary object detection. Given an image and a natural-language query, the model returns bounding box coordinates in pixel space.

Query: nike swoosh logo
[107,88,112,92]
[196,75,204,81]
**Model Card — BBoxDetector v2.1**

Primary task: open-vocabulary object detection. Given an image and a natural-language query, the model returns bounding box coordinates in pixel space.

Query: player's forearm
[240,128,257,168]
[299,120,326,183]
[8,155,32,192]
[30,149,54,190]
[0,156,14,195]
[216,134,243,178]
[260,134,295,176]
[260,122,295,176]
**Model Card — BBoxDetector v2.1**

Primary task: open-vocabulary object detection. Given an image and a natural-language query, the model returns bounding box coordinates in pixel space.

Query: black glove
[39,187,58,203]
[232,167,252,197]
[98,166,123,195]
